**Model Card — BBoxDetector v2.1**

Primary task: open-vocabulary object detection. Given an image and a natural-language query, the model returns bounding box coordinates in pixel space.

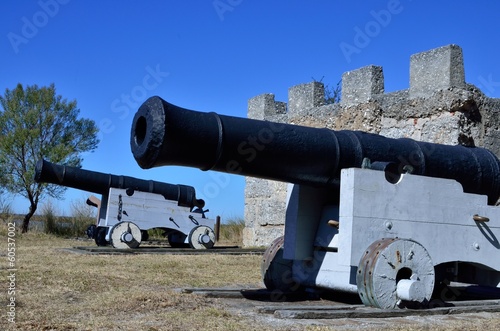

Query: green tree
[0,83,99,232]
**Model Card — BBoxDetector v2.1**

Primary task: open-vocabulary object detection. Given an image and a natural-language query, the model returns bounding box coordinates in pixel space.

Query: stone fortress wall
[242,44,500,247]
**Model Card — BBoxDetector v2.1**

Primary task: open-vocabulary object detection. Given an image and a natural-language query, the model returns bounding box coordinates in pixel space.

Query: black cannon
[35,159,204,208]
[34,159,217,249]
[130,96,500,205]
[130,96,500,309]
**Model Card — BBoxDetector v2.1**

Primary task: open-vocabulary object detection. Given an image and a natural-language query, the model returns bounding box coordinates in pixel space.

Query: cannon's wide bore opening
[134,116,147,146]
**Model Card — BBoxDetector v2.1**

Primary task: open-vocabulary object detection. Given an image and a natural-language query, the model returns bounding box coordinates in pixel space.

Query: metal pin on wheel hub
[356,238,435,309]
[121,232,134,243]
[200,234,211,244]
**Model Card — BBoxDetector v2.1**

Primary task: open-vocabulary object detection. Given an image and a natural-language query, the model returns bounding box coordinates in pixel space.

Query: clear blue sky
[2,0,500,220]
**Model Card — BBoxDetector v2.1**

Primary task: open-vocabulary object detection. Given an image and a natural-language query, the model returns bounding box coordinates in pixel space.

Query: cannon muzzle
[34,159,205,208]
[130,96,500,205]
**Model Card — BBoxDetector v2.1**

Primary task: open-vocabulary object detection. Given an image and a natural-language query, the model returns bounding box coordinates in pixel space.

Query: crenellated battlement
[249,44,469,117]
[243,44,500,247]
[342,64,384,106]
[409,44,465,98]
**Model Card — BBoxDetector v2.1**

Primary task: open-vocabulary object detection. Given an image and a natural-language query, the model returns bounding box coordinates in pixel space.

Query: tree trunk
[21,202,37,233]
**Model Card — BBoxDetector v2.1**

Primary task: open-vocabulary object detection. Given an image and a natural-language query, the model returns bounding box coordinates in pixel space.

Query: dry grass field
[2,222,500,330]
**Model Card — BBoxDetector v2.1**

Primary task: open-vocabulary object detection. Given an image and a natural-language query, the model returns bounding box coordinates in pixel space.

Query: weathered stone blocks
[410,44,465,99]
[243,44,500,247]
[341,65,384,107]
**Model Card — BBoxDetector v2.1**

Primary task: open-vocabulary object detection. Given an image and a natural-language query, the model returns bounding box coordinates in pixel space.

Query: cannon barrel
[130,96,500,205]
[34,159,205,208]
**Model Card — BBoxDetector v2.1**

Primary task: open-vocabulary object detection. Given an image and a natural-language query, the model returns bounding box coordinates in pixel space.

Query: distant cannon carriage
[130,96,500,308]
[34,159,218,249]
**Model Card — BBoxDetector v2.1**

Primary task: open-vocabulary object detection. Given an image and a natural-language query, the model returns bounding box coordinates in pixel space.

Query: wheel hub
[121,232,134,243]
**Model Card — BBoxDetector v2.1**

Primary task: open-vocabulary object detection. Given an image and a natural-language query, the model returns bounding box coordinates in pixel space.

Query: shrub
[218,216,245,244]
[68,198,96,237]
[41,198,95,237]
[42,201,59,234]
[0,194,13,223]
